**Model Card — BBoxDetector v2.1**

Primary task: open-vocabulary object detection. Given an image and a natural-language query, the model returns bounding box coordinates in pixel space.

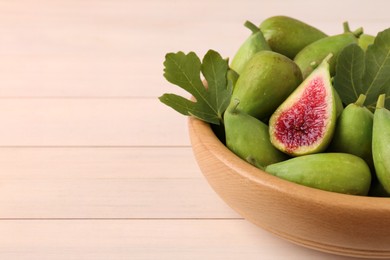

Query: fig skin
[265,153,372,196]
[328,94,374,170]
[230,21,270,75]
[224,100,288,168]
[358,34,375,51]
[231,50,303,120]
[260,16,327,59]
[294,25,362,78]
[334,89,344,118]
[372,94,390,193]
[268,54,336,156]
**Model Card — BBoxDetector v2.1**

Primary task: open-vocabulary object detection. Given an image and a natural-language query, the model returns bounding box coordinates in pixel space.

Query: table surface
[0,1,388,259]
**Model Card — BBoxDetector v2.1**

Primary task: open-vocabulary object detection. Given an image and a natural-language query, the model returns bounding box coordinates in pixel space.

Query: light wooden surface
[0,1,388,259]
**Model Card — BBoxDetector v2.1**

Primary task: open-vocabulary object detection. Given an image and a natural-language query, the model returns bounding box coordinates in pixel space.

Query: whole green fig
[260,16,327,59]
[230,21,270,75]
[265,153,372,196]
[372,94,390,193]
[224,100,288,168]
[294,22,363,78]
[231,50,302,120]
[358,34,375,51]
[328,94,373,169]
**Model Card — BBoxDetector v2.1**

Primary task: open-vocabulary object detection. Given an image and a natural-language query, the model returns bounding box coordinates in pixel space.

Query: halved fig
[269,54,336,156]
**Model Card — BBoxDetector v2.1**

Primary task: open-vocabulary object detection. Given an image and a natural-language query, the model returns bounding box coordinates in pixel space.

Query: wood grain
[0,147,197,179]
[0,220,354,260]
[0,98,189,146]
[0,0,388,98]
[0,0,388,259]
[0,147,238,218]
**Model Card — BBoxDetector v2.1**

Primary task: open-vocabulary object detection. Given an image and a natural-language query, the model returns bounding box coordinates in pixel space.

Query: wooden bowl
[188,116,390,259]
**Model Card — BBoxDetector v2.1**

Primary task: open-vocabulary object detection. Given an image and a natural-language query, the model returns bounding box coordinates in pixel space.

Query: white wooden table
[0,1,388,259]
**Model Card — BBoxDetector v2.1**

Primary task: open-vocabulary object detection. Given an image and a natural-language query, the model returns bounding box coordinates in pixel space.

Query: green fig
[269,54,336,156]
[260,16,327,59]
[265,153,372,196]
[334,88,344,118]
[328,94,374,169]
[230,21,271,75]
[372,94,390,193]
[231,50,302,120]
[224,100,288,168]
[358,34,375,51]
[294,22,363,78]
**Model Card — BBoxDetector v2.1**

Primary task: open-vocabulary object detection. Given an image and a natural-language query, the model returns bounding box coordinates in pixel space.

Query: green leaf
[160,50,232,125]
[334,28,390,110]
[363,28,390,109]
[333,44,365,106]
[201,50,231,120]
[159,94,217,122]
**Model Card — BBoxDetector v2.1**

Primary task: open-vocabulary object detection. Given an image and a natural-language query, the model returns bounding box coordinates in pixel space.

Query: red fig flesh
[269,54,336,156]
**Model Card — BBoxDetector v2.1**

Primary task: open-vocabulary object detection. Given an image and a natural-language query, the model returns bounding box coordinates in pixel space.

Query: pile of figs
[225,16,388,197]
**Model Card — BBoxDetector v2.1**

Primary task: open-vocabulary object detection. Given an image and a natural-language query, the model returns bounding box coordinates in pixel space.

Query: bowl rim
[188,115,390,211]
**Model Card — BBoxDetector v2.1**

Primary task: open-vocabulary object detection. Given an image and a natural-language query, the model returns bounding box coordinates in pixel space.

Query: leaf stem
[244,20,260,34]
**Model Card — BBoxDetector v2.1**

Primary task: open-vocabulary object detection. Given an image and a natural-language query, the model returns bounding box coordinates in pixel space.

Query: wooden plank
[0,219,354,260]
[0,147,199,179]
[0,1,387,97]
[0,0,230,98]
[0,147,239,219]
[0,178,237,219]
[0,98,190,146]
[0,2,386,260]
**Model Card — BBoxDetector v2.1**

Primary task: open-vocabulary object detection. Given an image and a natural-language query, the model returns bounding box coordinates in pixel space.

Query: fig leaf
[363,28,390,109]
[334,28,390,110]
[333,44,365,106]
[160,50,232,125]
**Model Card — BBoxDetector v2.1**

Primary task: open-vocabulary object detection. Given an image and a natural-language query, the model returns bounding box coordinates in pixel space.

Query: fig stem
[355,94,367,107]
[244,20,260,34]
[352,27,364,38]
[376,94,386,109]
[343,21,351,33]
[228,98,240,114]
[322,53,334,65]
[342,22,363,37]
